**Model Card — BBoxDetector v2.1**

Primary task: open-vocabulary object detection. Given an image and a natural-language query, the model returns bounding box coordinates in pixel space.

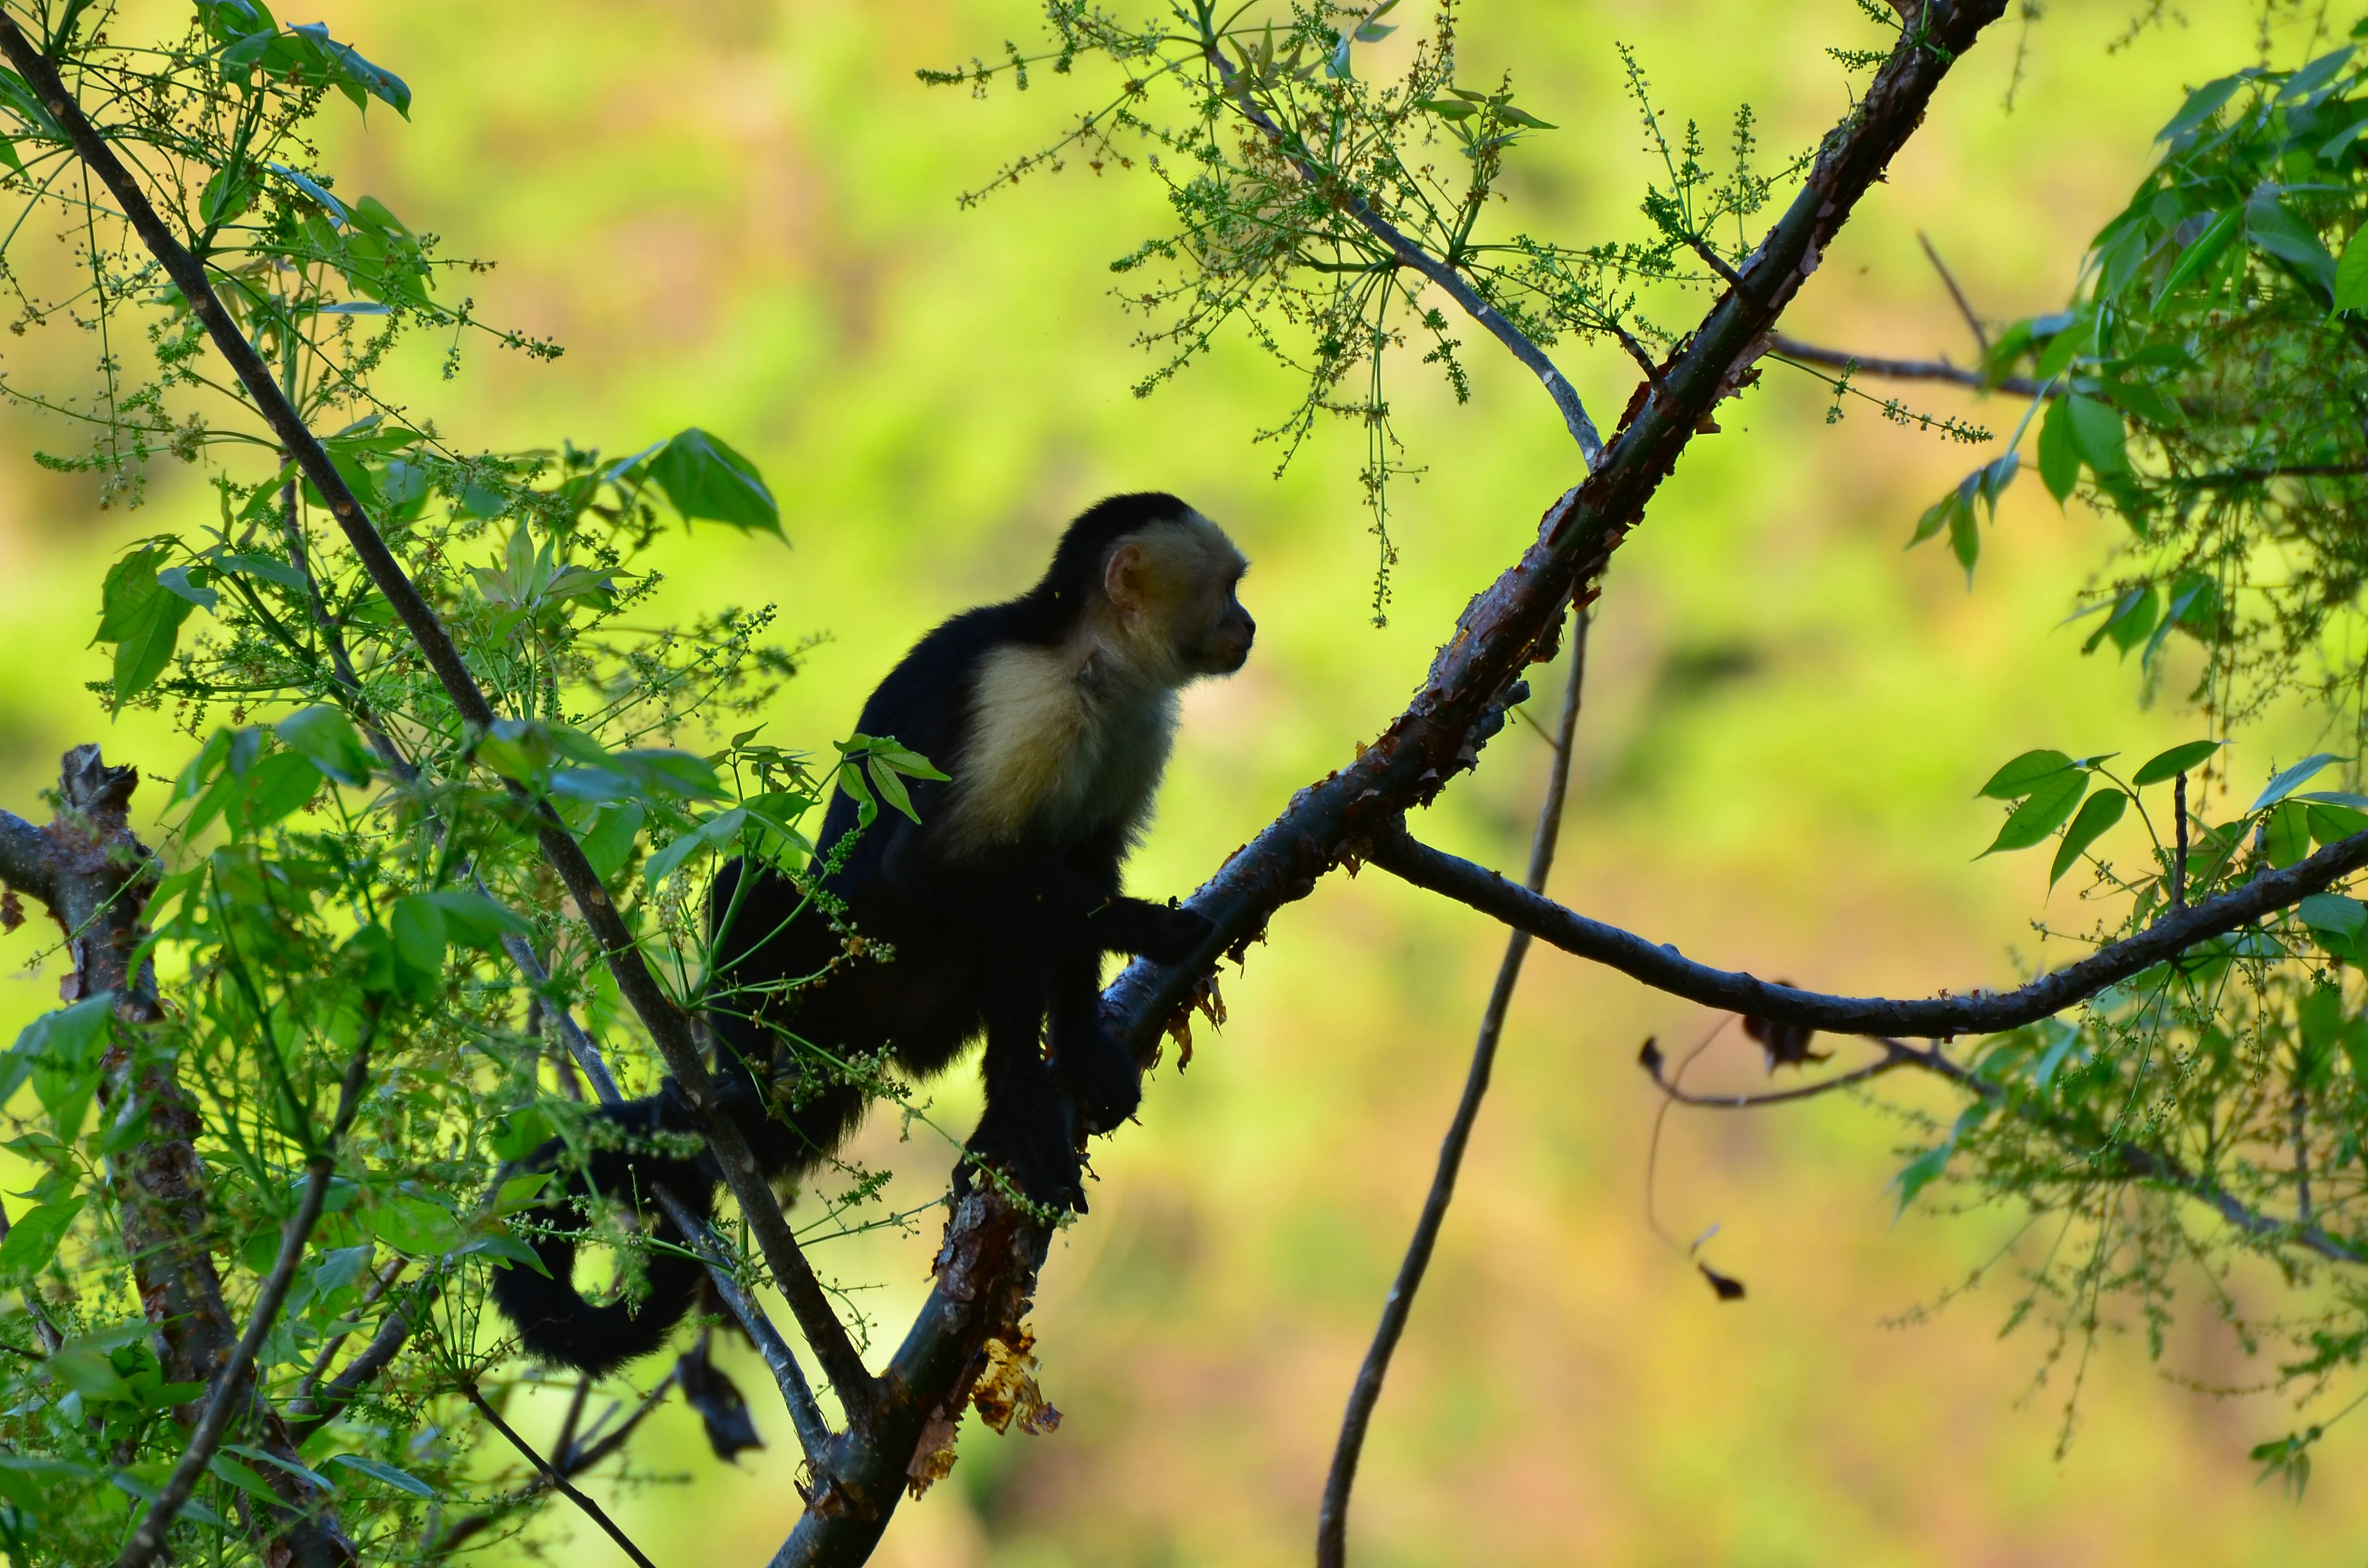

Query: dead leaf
[905,1406,961,1499]
[0,887,20,933]
[675,1331,764,1462]
[1743,992,1828,1069]
[971,1324,1062,1437]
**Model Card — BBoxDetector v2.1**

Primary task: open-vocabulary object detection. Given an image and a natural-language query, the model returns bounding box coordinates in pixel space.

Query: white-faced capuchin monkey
[493,492,1254,1373]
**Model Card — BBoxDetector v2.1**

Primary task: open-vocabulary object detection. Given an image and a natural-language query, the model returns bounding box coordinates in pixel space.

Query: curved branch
[1205,46,1603,464]
[1366,823,2368,1039]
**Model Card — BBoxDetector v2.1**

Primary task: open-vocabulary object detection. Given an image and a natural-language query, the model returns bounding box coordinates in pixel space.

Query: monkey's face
[1102,514,1255,681]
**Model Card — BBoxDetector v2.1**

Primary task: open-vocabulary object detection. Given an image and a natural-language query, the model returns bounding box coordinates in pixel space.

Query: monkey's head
[1040,493,1255,684]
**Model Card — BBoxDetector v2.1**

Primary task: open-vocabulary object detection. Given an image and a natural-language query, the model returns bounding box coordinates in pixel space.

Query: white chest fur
[936,641,1179,856]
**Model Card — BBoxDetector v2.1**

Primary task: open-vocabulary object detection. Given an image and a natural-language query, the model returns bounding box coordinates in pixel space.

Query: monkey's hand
[1086,896,1214,965]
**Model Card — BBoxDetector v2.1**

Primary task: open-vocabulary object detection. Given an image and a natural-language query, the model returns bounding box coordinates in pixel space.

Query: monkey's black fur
[492,493,1248,1375]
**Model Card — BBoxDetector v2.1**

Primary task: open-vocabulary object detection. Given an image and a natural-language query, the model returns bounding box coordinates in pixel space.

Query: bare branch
[1769,333,2045,397]
[1640,1035,1915,1108]
[1205,46,1603,465]
[1918,232,1990,355]
[1366,823,2368,1040]
[464,1384,661,1568]
[1319,612,1590,1568]
[0,16,876,1431]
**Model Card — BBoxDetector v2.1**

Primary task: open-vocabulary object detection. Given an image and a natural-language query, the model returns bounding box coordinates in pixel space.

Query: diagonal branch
[1366,823,2368,1039]
[774,5,2016,1560]
[464,1384,660,1568]
[0,15,877,1433]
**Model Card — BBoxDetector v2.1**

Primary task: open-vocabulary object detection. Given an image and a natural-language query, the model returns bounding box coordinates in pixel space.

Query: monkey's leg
[1046,943,1142,1134]
[962,965,1085,1211]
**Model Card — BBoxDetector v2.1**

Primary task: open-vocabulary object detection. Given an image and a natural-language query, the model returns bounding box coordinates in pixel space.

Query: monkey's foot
[1053,1027,1143,1135]
[963,1098,1088,1212]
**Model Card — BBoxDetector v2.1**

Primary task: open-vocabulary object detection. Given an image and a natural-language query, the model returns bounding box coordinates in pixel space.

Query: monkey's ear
[1102,541,1149,614]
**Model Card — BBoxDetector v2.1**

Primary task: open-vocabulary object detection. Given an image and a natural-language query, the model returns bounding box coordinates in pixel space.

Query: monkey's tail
[489,1098,720,1377]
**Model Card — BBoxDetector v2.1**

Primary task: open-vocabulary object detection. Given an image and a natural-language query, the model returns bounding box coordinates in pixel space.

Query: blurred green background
[4,1,2362,1563]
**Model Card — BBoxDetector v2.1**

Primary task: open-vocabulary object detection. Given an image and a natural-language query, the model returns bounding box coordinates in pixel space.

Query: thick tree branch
[1367,823,2368,1039]
[777,5,2014,1559]
[6,749,353,1566]
[0,15,876,1433]
[0,807,51,902]
[1318,612,1589,1568]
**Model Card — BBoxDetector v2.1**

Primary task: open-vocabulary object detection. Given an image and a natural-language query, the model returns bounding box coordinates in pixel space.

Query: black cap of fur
[1009,491,1196,641]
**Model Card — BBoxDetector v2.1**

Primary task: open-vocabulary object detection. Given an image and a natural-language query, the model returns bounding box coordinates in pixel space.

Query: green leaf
[2245,186,2337,292]
[1978,748,2073,800]
[2306,802,2368,846]
[2037,394,2080,501]
[2151,208,2243,308]
[47,1342,130,1401]
[94,551,195,703]
[579,802,645,883]
[214,550,310,590]
[0,1197,82,1280]
[2156,74,2245,142]
[644,429,781,538]
[2300,892,2368,938]
[275,705,375,787]
[1414,97,1477,120]
[2064,393,2129,476]
[418,890,530,950]
[2099,584,2158,657]
[389,895,447,980]
[2132,739,2223,786]
[240,750,323,830]
[2333,224,2368,315]
[1981,770,2088,856]
[359,1192,459,1257]
[643,808,748,887]
[326,1454,436,1497]
[2251,752,2343,813]
[286,24,413,117]
[2049,788,2128,886]
[488,1106,555,1163]
[2264,800,2312,869]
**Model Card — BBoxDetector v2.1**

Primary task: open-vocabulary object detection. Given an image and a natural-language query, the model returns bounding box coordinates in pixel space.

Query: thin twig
[1317,612,1590,1568]
[505,930,824,1451]
[1641,1037,1913,1107]
[1769,333,2047,397]
[1205,43,1602,465]
[1918,231,1989,355]
[287,1256,406,1418]
[430,1374,677,1559]
[116,1035,374,1568]
[463,1384,661,1568]
[2172,772,2190,911]
[653,1185,830,1464]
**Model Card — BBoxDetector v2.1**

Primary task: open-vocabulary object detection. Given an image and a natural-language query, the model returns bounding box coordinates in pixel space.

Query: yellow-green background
[2,2,2359,1564]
